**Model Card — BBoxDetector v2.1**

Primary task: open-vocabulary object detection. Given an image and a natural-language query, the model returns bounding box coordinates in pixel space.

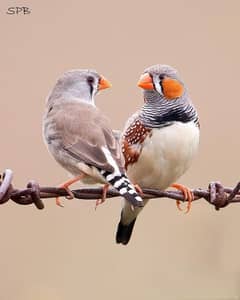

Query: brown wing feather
[122,117,152,169]
[48,100,125,173]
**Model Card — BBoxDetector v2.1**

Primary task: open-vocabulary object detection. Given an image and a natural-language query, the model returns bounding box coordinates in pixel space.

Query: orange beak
[137,73,154,90]
[98,76,112,90]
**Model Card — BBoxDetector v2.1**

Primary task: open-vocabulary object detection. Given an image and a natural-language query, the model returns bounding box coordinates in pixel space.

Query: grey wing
[112,129,122,142]
[47,102,125,173]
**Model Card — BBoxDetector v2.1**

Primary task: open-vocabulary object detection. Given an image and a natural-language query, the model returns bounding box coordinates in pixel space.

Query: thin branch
[0,169,240,210]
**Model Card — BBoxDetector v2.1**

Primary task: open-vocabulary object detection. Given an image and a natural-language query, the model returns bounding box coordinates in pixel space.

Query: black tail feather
[116,218,137,245]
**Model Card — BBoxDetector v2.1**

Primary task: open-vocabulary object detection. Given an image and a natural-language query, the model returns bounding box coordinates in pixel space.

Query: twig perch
[0,169,239,211]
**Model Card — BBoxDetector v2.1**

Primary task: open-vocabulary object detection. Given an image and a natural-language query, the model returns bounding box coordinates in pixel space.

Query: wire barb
[0,169,239,210]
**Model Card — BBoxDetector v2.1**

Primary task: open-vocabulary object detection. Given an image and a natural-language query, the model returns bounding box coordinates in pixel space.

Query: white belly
[127,121,200,189]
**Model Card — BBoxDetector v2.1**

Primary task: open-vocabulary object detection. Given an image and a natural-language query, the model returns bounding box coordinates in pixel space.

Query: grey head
[138,64,187,103]
[138,64,198,128]
[47,69,111,106]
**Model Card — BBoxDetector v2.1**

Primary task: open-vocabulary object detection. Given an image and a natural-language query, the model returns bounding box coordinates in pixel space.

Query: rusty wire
[0,169,240,211]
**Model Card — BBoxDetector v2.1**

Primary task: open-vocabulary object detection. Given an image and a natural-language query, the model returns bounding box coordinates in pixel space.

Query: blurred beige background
[1,0,240,299]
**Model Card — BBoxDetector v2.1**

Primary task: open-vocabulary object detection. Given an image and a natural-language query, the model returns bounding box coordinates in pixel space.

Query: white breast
[127,121,200,189]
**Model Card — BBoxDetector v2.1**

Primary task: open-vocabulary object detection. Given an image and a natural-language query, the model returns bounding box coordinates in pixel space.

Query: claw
[134,183,143,195]
[55,174,85,207]
[95,183,110,210]
[171,183,194,213]
[56,197,65,207]
[176,200,183,211]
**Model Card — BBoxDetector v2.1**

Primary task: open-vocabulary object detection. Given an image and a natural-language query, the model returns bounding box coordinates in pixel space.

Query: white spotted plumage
[116,64,200,245]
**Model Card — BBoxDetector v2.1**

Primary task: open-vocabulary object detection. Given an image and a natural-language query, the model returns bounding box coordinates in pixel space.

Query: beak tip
[99,76,112,90]
[137,73,154,90]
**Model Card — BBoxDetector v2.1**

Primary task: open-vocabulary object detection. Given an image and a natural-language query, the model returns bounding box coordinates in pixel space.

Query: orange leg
[56,174,85,207]
[134,184,143,195]
[95,183,110,210]
[171,183,194,214]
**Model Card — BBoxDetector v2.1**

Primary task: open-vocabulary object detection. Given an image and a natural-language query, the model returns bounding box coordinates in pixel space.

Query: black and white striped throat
[139,95,199,129]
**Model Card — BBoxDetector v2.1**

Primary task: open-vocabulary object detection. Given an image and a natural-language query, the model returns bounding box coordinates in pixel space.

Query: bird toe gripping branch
[0,169,239,211]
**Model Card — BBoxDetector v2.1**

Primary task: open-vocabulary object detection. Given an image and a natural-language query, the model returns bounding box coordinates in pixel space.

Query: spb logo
[6,7,31,15]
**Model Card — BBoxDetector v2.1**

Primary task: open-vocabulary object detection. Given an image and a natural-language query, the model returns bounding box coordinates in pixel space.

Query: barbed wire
[0,169,239,211]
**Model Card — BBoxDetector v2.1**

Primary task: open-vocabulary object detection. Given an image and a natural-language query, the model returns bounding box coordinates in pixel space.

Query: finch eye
[87,76,95,84]
[159,74,165,81]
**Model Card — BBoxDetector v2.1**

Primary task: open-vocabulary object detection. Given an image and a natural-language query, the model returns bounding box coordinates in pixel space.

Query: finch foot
[95,184,110,210]
[55,174,85,207]
[171,183,194,214]
[134,184,143,195]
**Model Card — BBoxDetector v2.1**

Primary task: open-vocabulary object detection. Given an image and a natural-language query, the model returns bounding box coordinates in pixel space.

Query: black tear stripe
[87,76,94,96]
[89,83,93,96]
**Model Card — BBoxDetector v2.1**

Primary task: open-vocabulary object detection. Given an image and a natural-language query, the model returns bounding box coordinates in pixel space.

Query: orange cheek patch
[162,78,184,100]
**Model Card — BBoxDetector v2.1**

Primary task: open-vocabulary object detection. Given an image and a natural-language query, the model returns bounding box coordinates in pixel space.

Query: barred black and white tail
[100,170,143,207]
